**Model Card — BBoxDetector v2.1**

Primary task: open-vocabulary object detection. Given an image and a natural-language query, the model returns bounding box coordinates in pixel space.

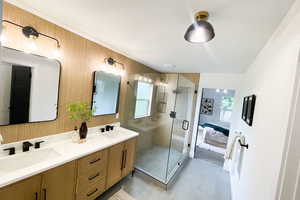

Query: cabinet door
[41,161,76,200]
[0,175,41,200]
[106,142,124,189]
[122,137,137,177]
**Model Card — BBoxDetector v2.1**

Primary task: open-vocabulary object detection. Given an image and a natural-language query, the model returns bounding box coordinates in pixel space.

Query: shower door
[166,74,196,181]
[126,73,197,184]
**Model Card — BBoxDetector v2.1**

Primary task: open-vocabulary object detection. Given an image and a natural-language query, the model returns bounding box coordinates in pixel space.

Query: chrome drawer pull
[87,188,98,197]
[88,172,100,180]
[89,158,101,164]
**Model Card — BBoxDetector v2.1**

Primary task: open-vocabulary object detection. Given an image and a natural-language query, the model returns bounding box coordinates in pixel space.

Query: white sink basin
[0,148,61,175]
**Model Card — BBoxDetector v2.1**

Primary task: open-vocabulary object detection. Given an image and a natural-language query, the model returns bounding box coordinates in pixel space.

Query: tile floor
[194,146,225,166]
[99,154,231,200]
[135,146,182,182]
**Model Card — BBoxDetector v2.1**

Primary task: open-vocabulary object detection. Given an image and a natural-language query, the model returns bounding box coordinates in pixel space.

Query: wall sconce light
[1,20,62,59]
[100,57,125,76]
[135,75,152,83]
[158,82,168,87]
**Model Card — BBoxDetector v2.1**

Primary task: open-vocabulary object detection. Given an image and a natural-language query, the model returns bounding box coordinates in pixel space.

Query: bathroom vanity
[0,43,137,200]
[0,125,138,200]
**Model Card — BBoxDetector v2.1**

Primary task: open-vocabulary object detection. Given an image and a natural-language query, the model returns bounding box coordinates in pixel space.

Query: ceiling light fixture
[101,57,125,76]
[1,20,62,59]
[184,11,215,43]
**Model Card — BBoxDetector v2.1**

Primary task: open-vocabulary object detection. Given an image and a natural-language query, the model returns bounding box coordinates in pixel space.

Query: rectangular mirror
[0,47,61,126]
[92,71,121,116]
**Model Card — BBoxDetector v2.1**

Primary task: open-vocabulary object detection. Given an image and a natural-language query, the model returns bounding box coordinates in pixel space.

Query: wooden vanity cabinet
[122,138,137,177]
[76,149,108,200]
[0,137,137,200]
[106,138,137,189]
[41,161,76,200]
[0,161,76,200]
[0,175,42,200]
[106,142,124,189]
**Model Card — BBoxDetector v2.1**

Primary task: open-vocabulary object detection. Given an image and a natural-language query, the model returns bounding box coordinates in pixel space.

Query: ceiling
[6,0,295,73]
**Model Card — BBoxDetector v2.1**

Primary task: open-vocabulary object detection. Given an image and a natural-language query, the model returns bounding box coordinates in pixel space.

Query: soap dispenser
[72,126,79,143]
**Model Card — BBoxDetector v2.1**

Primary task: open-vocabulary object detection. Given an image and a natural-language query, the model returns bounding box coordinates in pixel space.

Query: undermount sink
[0,148,61,175]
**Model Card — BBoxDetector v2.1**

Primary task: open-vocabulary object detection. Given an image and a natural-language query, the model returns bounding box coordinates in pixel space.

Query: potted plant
[68,102,93,143]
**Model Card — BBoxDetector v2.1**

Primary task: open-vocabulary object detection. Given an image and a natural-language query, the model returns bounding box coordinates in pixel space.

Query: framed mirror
[92,71,121,116]
[0,47,61,126]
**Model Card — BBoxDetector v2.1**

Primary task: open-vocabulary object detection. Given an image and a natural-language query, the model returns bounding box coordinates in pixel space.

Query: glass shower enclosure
[122,73,197,184]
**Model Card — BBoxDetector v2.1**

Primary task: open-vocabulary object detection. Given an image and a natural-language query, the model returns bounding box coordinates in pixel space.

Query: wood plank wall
[0,2,159,143]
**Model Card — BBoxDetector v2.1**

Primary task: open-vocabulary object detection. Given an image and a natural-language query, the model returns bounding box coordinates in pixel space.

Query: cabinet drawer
[78,149,107,174]
[76,179,106,200]
[77,165,106,193]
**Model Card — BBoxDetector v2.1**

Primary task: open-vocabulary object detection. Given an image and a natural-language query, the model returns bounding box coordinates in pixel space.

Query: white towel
[224,132,245,160]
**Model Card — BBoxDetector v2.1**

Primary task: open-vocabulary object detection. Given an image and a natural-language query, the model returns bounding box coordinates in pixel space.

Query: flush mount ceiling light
[1,20,62,59]
[184,11,215,43]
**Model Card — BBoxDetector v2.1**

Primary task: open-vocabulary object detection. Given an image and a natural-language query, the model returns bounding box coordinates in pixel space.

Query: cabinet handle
[123,149,127,169]
[89,158,101,164]
[34,192,38,200]
[43,189,47,200]
[87,188,98,197]
[88,172,100,180]
[121,150,125,170]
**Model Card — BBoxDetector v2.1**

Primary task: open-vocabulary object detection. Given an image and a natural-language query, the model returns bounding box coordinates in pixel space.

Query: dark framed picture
[242,97,248,121]
[200,98,214,115]
[246,95,256,126]
[241,95,256,126]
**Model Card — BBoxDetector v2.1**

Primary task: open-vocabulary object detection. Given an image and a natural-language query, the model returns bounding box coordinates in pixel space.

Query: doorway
[194,88,236,165]
[9,65,32,124]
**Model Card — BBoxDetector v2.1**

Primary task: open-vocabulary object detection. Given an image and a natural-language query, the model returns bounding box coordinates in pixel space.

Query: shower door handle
[182,120,189,131]
[170,111,176,119]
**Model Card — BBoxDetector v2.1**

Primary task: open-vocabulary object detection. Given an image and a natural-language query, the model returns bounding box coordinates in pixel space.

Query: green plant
[68,102,93,123]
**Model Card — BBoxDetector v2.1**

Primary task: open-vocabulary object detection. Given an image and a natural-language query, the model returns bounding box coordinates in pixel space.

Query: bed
[197,123,230,154]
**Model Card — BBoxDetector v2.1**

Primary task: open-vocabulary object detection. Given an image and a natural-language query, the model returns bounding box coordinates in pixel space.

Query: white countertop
[0,124,138,188]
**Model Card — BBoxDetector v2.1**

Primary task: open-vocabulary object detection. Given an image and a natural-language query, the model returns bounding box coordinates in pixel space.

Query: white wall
[190,73,243,158]
[228,0,300,199]
[277,55,300,200]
